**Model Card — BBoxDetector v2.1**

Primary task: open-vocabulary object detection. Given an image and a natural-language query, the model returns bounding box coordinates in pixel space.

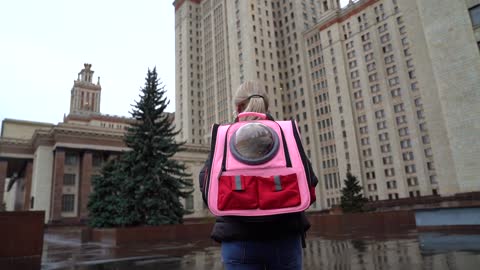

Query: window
[383,156,393,165]
[386,180,397,189]
[363,43,372,51]
[63,174,76,186]
[469,4,480,27]
[365,160,374,168]
[375,109,385,119]
[419,122,428,132]
[399,127,409,137]
[358,114,367,123]
[389,77,399,87]
[363,148,372,157]
[405,164,416,174]
[385,168,395,177]
[430,175,438,184]
[361,137,370,145]
[382,44,393,53]
[351,70,359,78]
[414,98,422,107]
[379,132,389,141]
[380,33,390,43]
[355,100,364,110]
[360,126,369,134]
[407,177,418,186]
[396,115,407,125]
[365,53,374,62]
[386,65,397,75]
[403,151,414,161]
[401,139,412,149]
[417,110,425,119]
[366,171,376,180]
[377,121,387,130]
[391,88,401,97]
[384,55,394,64]
[61,194,75,212]
[394,103,405,113]
[185,195,194,210]
[371,84,380,93]
[411,82,419,91]
[354,90,363,99]
[381,144,391,153]
[65,153,78,165]
[92,154,103,167]
[352,80,361,89]
[372,94,382,104]
[425,148,433,157]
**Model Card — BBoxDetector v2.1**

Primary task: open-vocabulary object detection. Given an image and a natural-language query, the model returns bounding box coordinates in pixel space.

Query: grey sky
[0,0,350,126]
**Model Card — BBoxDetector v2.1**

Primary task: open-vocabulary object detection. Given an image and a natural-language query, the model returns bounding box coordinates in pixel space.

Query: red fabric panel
[257,174,301,209]
[218,175,258,210]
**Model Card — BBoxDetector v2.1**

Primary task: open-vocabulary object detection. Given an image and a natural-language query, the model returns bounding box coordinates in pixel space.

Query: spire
[78,63,94,83]
[69,64,102,115]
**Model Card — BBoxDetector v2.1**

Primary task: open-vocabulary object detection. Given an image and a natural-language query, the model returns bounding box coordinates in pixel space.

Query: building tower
[70,63,102,115]
[174,0,339,209]
[174,0,480,210]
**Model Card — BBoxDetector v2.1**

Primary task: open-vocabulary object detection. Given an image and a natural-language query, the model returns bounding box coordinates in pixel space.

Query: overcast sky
[0,0,350,127]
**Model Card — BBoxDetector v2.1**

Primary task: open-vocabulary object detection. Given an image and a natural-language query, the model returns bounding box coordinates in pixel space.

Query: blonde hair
[233,81,269,121]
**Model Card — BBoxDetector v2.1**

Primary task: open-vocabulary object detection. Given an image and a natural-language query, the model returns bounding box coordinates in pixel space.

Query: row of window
[64,153,104,167]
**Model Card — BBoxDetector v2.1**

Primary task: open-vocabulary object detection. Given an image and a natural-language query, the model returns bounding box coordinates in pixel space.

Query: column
[23,161,33,210]
[50,149,65,222]
[79,151,92,219]
[0,160,7,208]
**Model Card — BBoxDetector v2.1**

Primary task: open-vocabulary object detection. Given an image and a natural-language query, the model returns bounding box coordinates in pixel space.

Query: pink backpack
[204,112,317,217]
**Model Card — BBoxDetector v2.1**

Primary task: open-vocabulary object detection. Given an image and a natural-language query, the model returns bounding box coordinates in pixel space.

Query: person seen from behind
[199,80,318,270]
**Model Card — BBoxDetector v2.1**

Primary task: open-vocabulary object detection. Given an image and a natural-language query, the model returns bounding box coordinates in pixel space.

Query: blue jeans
[221,235,303,270]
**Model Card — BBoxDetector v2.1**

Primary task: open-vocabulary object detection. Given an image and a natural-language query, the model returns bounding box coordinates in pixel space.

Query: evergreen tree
[340,172,368,213]
[88,68,192,227]
[121,68,192,225]
[87,159,124,227]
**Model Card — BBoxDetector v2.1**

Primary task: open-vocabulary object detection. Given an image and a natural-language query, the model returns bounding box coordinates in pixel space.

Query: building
[174,0,480,209]
[0,64,209,223]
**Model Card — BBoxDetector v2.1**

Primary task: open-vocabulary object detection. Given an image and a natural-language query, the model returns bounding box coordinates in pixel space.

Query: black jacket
[198,116,318,243]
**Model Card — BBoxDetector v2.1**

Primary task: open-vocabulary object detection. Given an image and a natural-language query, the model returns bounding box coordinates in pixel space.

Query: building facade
[0,64,209,223]
[174,0,480,209]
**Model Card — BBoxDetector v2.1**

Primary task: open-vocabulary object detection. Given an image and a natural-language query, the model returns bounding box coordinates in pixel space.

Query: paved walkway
[39,227,480,270]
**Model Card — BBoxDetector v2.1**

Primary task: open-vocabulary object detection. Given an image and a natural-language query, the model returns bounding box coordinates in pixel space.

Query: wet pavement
[37,227,480,270]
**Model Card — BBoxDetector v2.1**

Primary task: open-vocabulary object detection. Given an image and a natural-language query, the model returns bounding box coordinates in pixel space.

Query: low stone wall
[307,210,416,235]
[0,211,45,257]
[91,222,214,246]
[88,211,418,245]
[0,211,44,270]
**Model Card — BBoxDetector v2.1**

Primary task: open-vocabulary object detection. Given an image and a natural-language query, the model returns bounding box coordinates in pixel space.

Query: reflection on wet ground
[41,228,480,270]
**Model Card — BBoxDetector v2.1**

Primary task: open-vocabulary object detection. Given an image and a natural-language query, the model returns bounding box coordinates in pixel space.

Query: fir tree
[88,68,192,227]
[122,67,192,225]
[340,172,368,213]
[87,159,125,227]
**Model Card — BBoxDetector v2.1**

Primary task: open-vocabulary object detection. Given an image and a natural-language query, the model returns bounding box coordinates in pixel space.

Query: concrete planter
[307,210,416,235]
[0,211,44,269]
[90,222,214,246]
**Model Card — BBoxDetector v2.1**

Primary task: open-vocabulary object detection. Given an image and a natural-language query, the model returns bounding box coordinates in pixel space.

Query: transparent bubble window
[229,123,280,165]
